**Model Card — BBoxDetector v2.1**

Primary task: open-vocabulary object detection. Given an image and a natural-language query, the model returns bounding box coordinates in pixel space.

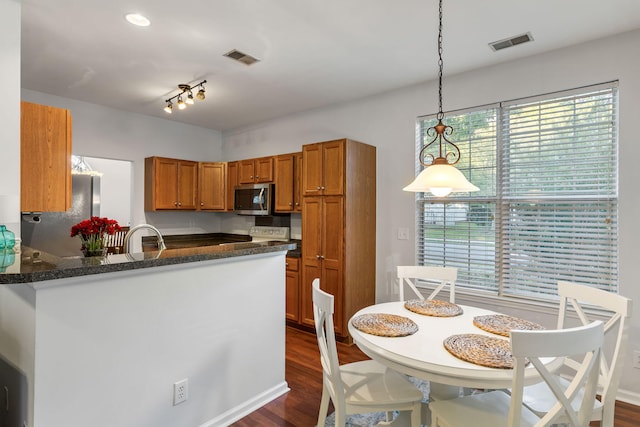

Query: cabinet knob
[178,202,182,207]
[250,175,254,179]
[200,202,204,206]
[289,202,293,206]
[317,186,321,190]
[321,186,325,190]
[295,202,300,206]
[174,202,178,206]
[316,254,321,259]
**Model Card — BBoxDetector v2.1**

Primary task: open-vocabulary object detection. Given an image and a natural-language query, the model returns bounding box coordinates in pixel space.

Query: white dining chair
[397,265,458,302]
[519,281,632,427]
[429,320,604,427]
[312,279,423,427]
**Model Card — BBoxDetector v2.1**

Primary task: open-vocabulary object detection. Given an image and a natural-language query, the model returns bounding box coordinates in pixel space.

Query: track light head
[177,96,186,110]
[163,102,173,114]
[186,91,195,105]
[196,87,206,100]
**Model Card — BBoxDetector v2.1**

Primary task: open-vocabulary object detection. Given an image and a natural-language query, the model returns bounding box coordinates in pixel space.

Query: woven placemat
[443,334,514,369]
[351,313,418,337]
[404,299,463,317]
[473,314,545,337]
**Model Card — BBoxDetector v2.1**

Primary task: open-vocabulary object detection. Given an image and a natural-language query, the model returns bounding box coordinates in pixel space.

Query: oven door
[234,184,272,215]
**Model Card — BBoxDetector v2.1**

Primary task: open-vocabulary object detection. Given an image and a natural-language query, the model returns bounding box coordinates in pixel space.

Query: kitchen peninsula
[0,241,295,427]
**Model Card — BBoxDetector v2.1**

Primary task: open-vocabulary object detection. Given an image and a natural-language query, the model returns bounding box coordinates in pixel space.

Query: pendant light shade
[402,162,479,196]
[404,0,478,196]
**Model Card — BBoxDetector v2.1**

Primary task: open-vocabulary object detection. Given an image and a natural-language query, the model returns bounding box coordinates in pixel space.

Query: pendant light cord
[437,0,444,121]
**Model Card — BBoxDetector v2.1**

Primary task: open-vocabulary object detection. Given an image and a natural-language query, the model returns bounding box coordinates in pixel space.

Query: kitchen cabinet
[285,256,300,322]
[300,139,376,340]
[225,161,238,212]
[302,139,344,196]
[238,156,274,184]
[274,152,303,212]
[20,101,72,212]
[198,162,226,211]
[144,157,198,211]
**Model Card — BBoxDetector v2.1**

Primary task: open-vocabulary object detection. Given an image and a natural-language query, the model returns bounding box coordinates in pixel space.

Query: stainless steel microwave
[234,183,273,216]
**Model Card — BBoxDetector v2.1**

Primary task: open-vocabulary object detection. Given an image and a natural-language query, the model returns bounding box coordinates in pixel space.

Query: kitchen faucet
[123,224,167,254]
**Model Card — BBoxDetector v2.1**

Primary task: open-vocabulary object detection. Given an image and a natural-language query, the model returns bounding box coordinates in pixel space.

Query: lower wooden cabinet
[285,257,300,322]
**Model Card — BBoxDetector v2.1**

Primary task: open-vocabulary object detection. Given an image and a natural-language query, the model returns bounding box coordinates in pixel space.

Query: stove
[249,226,290,242]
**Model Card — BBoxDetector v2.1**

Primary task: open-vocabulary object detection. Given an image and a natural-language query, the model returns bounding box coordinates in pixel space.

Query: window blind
[415,82,618,299]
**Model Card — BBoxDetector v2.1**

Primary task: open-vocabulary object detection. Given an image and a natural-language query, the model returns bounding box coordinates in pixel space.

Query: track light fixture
[163,80,206,114]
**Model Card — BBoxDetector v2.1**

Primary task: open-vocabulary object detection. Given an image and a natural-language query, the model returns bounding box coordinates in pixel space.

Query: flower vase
[82,247,108,258]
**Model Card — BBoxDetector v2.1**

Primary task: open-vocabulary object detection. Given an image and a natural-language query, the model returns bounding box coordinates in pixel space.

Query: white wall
[0,0,21,236]
[20,90,226,235]
[83,156,133,226]
[220,30,640,402]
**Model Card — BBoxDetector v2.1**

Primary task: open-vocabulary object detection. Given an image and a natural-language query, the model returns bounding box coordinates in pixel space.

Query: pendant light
[403,0,478,197]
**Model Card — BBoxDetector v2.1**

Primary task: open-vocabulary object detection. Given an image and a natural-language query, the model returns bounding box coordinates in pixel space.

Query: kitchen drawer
[286,257,299,272]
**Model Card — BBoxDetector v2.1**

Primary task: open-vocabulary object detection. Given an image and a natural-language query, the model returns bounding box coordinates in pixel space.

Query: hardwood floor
[231,326,639,427]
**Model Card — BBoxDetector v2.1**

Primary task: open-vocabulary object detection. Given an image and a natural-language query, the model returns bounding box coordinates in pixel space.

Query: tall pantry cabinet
[300,138,376,341]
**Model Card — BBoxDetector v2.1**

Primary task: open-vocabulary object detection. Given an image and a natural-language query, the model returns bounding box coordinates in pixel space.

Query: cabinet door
[302,143,323,195]
[301,197,323,327]
[275,154,294,212]
[199,162,226,211]
[322,196,345,334]
[238,159,256,184]
[285,257,300,322]
[226,161,238,211]
[255,156,274,183]
[152,158,179,209]
[177,161,198,209]
[20,101,72,212]
[322,140,345,196]
[294,152,303,212]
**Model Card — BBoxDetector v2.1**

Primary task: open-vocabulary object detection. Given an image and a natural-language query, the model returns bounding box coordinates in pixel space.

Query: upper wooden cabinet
[198,162,226,211]
[238,156,274,184]
[20,101,72,212]
[226,161,238,212]
[302,139,344,196]
[145,157,198,211]
[274,152,303,212]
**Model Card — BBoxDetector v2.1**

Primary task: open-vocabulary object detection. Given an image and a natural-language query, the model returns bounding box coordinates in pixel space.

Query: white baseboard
[616,387,640,407]
[199,381,290,427]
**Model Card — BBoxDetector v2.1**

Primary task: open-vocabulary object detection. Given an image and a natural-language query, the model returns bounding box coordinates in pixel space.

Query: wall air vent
[223,49,260,65]
[489,32,534,51]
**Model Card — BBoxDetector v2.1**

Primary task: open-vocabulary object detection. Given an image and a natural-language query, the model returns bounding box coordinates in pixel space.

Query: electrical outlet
[173,378,188,405]
[634,351,640,369]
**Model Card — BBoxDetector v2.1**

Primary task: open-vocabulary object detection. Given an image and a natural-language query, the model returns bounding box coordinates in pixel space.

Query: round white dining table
[348,301,560,391]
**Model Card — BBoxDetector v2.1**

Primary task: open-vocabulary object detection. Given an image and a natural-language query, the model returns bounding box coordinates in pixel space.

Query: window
[416,83,618,298]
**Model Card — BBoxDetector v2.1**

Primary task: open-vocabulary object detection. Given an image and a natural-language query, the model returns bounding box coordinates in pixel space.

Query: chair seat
[340,360,424,407]
[521,377,604,419]
[430,390,541,427]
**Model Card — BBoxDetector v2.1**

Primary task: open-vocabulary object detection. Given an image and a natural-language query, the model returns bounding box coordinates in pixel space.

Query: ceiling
[21,0,640,132]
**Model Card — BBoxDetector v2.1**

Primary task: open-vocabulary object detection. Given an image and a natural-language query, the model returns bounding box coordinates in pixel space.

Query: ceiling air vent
[489,32,534,52]
[223,49,260,66]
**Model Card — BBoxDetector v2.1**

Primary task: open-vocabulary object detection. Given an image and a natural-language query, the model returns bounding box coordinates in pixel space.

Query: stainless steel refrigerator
[21,174,101,257]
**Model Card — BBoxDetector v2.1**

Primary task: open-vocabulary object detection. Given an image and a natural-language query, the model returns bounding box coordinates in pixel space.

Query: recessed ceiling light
[125,13,151,27]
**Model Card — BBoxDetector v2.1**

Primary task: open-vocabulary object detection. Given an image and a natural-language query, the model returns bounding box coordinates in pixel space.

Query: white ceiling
[21,0,640,132]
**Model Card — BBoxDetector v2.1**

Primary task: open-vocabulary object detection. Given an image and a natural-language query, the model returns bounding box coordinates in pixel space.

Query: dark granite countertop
[142,233,302,258]
[0,240,297,285]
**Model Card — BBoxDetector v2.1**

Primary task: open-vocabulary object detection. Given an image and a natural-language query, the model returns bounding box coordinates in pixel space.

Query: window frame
[414,82,619,300]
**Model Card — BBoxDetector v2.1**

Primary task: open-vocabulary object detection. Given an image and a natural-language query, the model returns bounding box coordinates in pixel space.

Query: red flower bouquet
[70,216,121,256]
